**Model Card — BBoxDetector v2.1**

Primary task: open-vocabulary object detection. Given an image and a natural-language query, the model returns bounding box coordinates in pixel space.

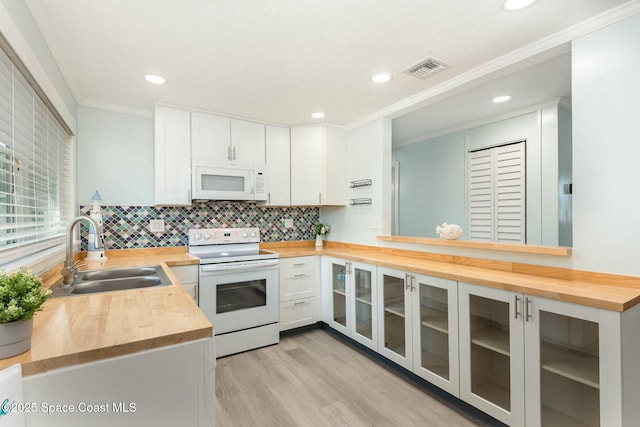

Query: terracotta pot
[0,318,33,359]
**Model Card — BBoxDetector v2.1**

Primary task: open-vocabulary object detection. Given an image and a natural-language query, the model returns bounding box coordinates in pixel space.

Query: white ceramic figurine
[435,223,463,240]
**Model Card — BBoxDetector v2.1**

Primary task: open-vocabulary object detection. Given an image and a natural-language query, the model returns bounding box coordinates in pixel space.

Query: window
[467,140,526,243]
[0,41,72,266]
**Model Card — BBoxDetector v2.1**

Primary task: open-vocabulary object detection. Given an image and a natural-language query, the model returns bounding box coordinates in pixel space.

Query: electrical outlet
[370,217,381,230]
[284,218,294,229]
[149,219,165,233]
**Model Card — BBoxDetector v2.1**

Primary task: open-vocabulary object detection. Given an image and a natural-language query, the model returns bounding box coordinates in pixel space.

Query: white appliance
[191,160,267,201]
[189,227,279,357]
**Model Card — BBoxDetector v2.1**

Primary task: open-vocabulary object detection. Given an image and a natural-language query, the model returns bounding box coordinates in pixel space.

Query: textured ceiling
[26,0,630,127]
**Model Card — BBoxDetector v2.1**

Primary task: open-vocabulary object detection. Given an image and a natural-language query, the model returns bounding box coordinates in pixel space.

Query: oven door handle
[200,260,278,273]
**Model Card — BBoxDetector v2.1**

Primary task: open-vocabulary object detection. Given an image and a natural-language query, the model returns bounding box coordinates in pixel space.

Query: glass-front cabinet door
[525,297,602,427]
[350,261,377,349]
[458,282,525,426]
[411,274,459,396]
[377,267,412,369]
[325,258,349,335]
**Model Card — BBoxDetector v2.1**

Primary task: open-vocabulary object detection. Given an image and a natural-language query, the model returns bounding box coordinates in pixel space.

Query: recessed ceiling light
[492,95,512,103]
[144,74,166,85]
[371,73,392,83]
[311,112,325,119]
[502,0,536,11]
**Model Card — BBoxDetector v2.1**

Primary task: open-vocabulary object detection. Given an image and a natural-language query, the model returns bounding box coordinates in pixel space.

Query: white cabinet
[375,267,459,396]
[264,125,291,206]
[458,282,633,427]
[231,119,265,164]
[323,257,377,350]
[191,112,230,161]
[154,106,191,205]
[24,338,214,426]
[191,112,265,164]
[170,265,199,303]
[290,125,346,206]
[279,256,320,331]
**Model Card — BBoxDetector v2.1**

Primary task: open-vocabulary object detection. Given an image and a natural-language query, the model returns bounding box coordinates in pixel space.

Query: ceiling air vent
[403,57,448,79]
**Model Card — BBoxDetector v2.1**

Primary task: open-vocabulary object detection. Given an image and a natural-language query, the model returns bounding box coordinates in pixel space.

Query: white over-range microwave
[192,160,267,201]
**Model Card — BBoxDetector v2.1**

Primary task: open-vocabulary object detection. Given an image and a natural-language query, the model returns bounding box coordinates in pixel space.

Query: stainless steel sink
[50,265,171,298]
[78,266,160,281]
[70,276,165,294]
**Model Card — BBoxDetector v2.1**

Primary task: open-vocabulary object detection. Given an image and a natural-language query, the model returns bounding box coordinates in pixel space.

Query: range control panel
[188,227,260,246]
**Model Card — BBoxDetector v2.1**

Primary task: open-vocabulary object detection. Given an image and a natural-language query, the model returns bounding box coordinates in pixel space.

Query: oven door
[198,259,278,334]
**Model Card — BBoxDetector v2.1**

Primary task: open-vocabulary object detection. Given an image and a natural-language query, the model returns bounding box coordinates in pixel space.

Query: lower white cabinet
[170,265,199,303]
[323,257,377,350]
[377,267,459,396]
[24,338,215,426]
[279,256,320,331]
[458,281,639,427]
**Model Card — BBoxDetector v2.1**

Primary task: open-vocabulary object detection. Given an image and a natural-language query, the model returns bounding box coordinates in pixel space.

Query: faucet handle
[73,260,85,269]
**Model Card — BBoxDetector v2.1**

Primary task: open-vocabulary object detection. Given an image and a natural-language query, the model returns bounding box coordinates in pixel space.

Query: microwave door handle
[248,170,255,196]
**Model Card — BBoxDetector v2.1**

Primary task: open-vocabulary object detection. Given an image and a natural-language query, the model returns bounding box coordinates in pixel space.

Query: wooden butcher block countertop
[0,248,210,376]
[263,241,640,312]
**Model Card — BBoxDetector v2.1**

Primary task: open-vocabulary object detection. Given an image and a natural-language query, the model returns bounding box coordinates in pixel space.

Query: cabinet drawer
[170,265,199,284]
[280,298,316,331]
[281,274,314,301]
[280,257,318,276]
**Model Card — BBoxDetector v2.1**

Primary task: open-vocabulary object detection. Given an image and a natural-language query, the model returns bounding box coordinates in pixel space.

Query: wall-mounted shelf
[350,179,372,188]
[350,198,372,206]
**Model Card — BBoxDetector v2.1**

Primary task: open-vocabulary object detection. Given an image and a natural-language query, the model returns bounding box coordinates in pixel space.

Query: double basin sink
[50,265,171,297]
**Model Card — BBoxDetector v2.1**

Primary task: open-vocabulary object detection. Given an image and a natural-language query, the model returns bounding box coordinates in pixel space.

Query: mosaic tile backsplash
[79,202,319,250]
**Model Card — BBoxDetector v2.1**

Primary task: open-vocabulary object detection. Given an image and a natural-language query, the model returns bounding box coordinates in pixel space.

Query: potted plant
[0,268,51,359]
[312,223,330,248]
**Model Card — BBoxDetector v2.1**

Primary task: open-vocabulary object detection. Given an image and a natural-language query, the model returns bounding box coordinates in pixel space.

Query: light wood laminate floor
[215,329,497,426]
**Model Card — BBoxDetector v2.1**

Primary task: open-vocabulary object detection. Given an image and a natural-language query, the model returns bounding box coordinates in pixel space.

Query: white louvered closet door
[467,141,526,243]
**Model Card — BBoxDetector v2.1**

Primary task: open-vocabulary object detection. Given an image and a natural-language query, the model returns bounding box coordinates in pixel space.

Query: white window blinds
[468,141,526,243]
[0,45,72,265]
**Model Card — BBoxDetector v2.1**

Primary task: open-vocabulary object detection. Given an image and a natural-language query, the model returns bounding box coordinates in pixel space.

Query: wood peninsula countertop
[263,241,640,312]
[0,248,210,376]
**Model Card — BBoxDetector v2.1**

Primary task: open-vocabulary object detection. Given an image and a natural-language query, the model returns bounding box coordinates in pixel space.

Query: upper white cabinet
[264,125,291,206]
[290,125,346,206]
[191,112,265,164]
[154,106,192,205]
[231,119,266,164]
[191,112,230,160]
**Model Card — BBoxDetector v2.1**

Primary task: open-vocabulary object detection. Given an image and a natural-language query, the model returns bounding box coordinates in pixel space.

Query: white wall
[321,118,391,245]
[77,106,154,206]
[571,13,640,275]
[393,131,466,238]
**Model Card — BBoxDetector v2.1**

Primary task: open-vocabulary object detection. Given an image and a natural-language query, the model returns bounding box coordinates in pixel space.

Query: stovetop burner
[188,227,278,264]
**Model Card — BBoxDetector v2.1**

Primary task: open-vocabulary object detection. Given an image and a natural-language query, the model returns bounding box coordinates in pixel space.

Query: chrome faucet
[61,216,104,285]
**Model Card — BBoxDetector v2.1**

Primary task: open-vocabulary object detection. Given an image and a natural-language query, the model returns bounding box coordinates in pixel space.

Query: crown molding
[81,99,153,118]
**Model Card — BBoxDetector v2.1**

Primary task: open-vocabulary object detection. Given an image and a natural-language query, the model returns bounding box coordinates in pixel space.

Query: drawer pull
[293,301,306,306]
[293,263,306,267]
[293,274,307,278]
